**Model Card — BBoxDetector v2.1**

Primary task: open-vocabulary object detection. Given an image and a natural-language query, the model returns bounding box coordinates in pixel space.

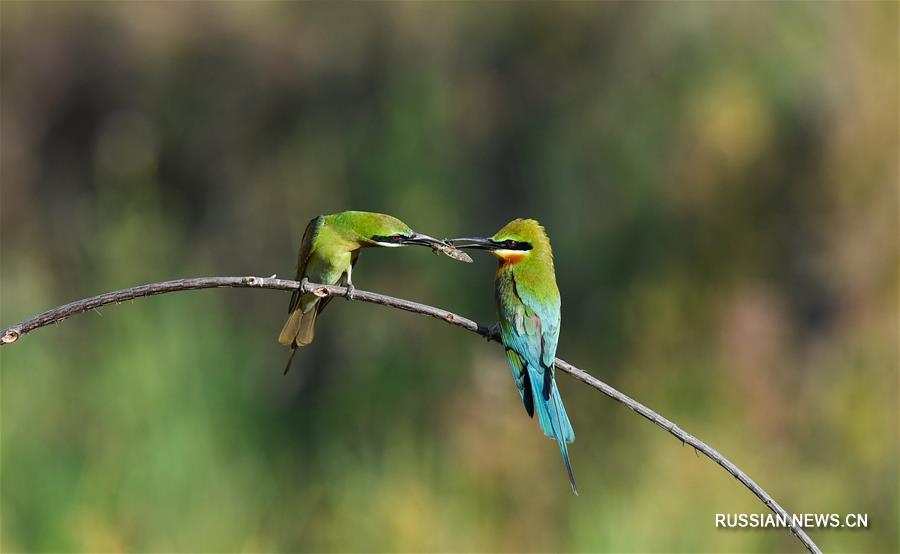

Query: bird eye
[391,235,402,243]
[505,240,516,249]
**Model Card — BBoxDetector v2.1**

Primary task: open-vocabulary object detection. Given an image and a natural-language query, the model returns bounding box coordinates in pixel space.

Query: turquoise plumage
[451,219,577,494]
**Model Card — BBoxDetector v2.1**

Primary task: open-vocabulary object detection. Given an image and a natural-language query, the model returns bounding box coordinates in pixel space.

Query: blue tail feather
[528,366,578,494]
[528,366,574,441]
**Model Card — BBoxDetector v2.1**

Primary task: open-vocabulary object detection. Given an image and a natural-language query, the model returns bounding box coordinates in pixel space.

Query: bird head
[334,211,447,249]
[449,218,549,265]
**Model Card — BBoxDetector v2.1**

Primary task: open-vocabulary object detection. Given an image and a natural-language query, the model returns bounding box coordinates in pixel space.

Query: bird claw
[344,283,356,300]
[486,323,500,341]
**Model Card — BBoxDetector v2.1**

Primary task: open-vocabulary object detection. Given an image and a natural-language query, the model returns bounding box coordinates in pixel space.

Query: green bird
[450,219,577,494]
[278,211,448,373]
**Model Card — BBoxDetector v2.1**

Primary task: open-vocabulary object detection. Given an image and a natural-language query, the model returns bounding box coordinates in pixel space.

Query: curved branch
[0,276,821,554]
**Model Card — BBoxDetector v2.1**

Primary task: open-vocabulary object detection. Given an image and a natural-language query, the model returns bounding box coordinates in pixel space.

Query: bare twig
[0,276,821,554]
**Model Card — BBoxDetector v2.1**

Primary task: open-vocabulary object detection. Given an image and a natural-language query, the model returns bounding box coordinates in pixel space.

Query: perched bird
[278,211,448,373]
[450,219,577,494]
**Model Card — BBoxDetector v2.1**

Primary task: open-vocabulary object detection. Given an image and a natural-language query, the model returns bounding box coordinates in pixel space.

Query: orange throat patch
[496,251,526,265]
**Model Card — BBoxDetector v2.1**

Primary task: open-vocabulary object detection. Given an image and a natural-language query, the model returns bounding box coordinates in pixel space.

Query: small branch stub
[2,329,19,344]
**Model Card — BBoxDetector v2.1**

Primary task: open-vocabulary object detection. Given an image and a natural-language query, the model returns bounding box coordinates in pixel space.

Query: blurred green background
[1,2,897,553]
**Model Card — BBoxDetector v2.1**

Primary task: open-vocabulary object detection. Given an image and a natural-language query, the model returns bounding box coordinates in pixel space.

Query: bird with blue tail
[450,219,578,494]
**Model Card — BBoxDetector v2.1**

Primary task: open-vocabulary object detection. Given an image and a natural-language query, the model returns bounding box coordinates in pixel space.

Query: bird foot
[343,283,356,300]
[486,323,500,341]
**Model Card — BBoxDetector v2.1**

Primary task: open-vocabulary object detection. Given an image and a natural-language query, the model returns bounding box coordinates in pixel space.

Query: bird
[278,211,448,374]
[450,219,578,494]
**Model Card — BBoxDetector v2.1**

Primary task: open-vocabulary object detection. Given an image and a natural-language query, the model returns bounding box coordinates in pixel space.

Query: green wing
[497,269,571,441]
[497,271,545,410]
[287,216,324,314]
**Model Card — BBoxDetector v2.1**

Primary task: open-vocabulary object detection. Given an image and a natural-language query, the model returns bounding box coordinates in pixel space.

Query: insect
[432,241,474,263]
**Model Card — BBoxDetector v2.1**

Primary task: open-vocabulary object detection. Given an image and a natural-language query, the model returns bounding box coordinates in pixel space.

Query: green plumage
[486,219,578,494]
[278,211,443,373]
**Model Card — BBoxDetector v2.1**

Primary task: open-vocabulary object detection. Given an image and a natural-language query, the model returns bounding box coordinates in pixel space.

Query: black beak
[446,236,498,250]
[401,232,448,248]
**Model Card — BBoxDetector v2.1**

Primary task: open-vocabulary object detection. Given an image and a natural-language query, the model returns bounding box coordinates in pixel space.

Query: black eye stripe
[371,234,406,243]
[492,239,533,251]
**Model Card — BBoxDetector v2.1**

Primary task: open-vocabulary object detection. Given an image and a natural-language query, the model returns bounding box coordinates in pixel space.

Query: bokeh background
[1,3,897,553]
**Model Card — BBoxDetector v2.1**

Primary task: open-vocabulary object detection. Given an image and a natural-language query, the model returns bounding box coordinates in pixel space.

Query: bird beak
[401,232,448,248]
[446,236,497,250]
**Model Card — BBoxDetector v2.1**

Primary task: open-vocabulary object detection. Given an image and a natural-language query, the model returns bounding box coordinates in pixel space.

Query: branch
[0,276,821,554]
